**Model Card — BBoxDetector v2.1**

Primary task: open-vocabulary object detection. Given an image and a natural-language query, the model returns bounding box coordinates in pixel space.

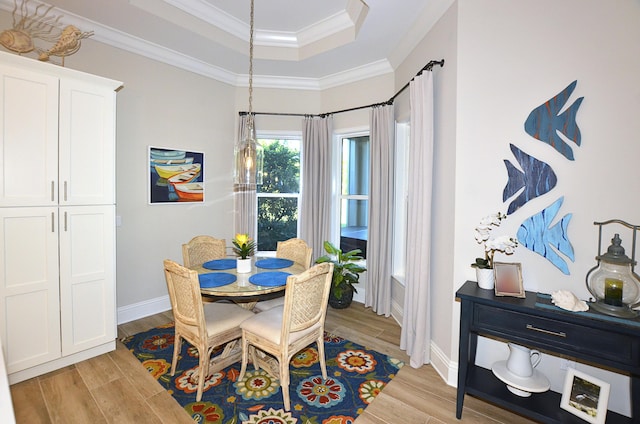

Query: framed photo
[560,368,610,424]
[493,262,525,298]
[148,146,204,204]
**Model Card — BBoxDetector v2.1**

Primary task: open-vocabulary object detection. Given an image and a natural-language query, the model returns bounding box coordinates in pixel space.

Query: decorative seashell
[0,29,34,53]
[551,290,589,312]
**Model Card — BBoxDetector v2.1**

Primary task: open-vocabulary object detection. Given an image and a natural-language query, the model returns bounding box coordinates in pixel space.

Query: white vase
[476,268,495,290]
[237,258,252,273]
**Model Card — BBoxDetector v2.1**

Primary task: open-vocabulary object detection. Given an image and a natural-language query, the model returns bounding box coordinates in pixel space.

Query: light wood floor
[9,303,535,423]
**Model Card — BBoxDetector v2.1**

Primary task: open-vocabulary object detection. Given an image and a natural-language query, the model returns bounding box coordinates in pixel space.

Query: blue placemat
[199,272,237,288]
[249,271,291,287]
[255,258,294,269]
[203,258,236,270]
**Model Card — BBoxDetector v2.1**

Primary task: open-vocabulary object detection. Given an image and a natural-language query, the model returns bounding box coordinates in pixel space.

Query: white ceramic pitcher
[506,343,541,378]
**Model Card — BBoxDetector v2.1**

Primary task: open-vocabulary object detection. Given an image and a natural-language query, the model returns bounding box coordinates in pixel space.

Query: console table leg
[632,374,639,423]
[456,300,472,419]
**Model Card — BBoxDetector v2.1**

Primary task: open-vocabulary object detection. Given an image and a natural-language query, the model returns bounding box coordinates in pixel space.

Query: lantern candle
[604,278,623,306]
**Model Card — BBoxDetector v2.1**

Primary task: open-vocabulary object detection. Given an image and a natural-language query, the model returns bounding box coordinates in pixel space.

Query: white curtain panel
[401,72,434,368]
[365,104,395,316]
[234,114,257,239]
[300,115,333,262]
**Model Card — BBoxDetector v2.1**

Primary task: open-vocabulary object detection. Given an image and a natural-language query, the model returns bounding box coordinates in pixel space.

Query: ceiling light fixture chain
[248,0,254,127]
[233,0,263,186]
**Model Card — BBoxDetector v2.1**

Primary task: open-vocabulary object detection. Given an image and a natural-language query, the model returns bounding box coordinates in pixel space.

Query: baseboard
[117,295,171,325]
[9,341,115,385]
[429,341,458,387]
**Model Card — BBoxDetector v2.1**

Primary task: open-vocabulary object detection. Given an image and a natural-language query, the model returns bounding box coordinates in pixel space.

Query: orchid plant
[472,212,518,269]
[232,233,256,259]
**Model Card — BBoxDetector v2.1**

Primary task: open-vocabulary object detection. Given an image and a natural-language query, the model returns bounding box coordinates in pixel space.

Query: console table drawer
[474,304,638,366]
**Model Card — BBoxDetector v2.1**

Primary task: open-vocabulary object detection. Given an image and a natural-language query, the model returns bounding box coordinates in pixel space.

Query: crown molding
[161,0,368,60]
[0,0,390,90]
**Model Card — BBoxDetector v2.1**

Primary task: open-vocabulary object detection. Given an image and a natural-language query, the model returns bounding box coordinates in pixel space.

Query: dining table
[192,256,306,310]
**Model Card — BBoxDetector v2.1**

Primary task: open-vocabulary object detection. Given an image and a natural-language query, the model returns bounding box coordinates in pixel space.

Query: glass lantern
[585,222,640,318]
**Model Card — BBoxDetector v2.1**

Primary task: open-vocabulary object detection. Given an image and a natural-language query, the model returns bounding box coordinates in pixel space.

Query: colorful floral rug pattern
[122,323,403,424]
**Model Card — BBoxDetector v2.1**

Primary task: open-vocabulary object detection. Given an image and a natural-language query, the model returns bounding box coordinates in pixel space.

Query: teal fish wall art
[516,197,574,274]
[524,80,583,161]
[503,144,557,215]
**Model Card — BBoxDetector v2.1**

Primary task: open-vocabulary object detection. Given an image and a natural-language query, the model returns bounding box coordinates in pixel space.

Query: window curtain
[365,104,395,316]
[300,115,333,262]
[400,71,434,368]
[234,114,257,240]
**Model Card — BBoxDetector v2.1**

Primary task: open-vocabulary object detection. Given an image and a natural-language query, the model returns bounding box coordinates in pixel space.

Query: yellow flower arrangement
[232,233,256,259]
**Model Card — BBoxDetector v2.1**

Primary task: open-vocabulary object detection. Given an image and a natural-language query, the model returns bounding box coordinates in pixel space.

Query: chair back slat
[182,236,226,268]
[164,259,206,337]
[276,238,313,269]
[282,262,333,334]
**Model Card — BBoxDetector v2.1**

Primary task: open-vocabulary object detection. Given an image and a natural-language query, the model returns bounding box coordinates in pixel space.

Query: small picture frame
[560,368,610,424]
[493,262,525,298]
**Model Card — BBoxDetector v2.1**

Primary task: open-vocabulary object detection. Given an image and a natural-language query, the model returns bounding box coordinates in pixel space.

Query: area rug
[122,322,404,424]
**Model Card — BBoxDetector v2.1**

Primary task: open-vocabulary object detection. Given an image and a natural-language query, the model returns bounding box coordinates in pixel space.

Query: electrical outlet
[560,359,576,370]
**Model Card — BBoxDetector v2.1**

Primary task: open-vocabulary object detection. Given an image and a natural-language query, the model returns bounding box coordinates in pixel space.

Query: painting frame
[560,368,610,424]
[148,146,205,205]
[493,262,525,298]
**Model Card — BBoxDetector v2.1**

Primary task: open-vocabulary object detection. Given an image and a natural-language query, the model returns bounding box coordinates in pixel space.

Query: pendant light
[234,0,263,185]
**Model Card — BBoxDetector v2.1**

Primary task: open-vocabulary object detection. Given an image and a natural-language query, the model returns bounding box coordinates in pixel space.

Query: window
[256,136,301,251]
[392,123,410,281]
[338,133,369,258]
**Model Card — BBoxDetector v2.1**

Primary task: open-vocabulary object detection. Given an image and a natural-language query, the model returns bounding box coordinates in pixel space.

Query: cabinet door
[59,205,115,355]
[0,207,61,373]
[0,66,59,207]
[59,80,116,206]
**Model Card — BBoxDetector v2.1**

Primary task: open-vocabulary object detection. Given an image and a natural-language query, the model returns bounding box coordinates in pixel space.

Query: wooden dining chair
[182,235,226,268]
[163,259,254,401]
[276,238,312,269]
[253,238,313,312]
[238,262,334,411]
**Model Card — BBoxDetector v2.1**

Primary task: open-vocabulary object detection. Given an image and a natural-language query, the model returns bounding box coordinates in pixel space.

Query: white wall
[447,0,638,416]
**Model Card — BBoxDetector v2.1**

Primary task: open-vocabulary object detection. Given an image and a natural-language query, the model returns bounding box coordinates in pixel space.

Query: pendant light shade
[234,116,263,185]
[234,0,263,185]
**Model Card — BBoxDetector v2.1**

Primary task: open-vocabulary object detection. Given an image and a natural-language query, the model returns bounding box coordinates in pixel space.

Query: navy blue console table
[456,280,639,423]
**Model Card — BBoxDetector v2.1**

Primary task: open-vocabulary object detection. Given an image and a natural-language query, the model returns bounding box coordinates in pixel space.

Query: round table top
[193,257,306,297]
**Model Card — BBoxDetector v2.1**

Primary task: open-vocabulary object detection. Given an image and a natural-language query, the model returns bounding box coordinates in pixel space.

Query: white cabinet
[59,205,115,356]
[0,51,121,383]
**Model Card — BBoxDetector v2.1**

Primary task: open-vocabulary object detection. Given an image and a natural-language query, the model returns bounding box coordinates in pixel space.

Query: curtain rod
[239,58,444,119]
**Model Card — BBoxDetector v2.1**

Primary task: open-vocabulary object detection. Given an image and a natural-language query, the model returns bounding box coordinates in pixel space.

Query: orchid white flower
[472,212,518,269]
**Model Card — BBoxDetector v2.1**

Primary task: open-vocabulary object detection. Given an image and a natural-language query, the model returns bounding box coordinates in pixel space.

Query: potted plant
[471,212,518,289]
[315,241,366,309]
[232,233,256,273]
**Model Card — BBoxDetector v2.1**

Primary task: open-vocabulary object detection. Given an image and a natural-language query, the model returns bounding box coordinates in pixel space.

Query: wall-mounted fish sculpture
[503,144,557,215]
[517,197,574,274]
[524,80,583,161]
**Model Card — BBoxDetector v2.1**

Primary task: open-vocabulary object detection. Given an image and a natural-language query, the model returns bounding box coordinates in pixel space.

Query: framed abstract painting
[148,146,204,204]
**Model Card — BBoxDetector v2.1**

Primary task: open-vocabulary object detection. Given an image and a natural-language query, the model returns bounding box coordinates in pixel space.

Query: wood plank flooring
[9,303,535,423]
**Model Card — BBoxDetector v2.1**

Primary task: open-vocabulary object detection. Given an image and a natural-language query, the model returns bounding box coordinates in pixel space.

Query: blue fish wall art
[503,144,557,215]
[524,80,583,161]
[517,197,575,274]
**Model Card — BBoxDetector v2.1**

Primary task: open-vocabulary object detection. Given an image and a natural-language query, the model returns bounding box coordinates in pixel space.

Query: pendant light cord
[247,0,254,130]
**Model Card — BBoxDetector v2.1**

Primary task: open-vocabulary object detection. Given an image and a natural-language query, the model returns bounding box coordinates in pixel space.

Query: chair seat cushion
[241,307,321,344]
[253,297,285,312]
[203,303,254,334]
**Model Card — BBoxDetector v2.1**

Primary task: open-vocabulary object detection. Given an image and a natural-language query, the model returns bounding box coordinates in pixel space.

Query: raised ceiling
[0,0,452,89]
